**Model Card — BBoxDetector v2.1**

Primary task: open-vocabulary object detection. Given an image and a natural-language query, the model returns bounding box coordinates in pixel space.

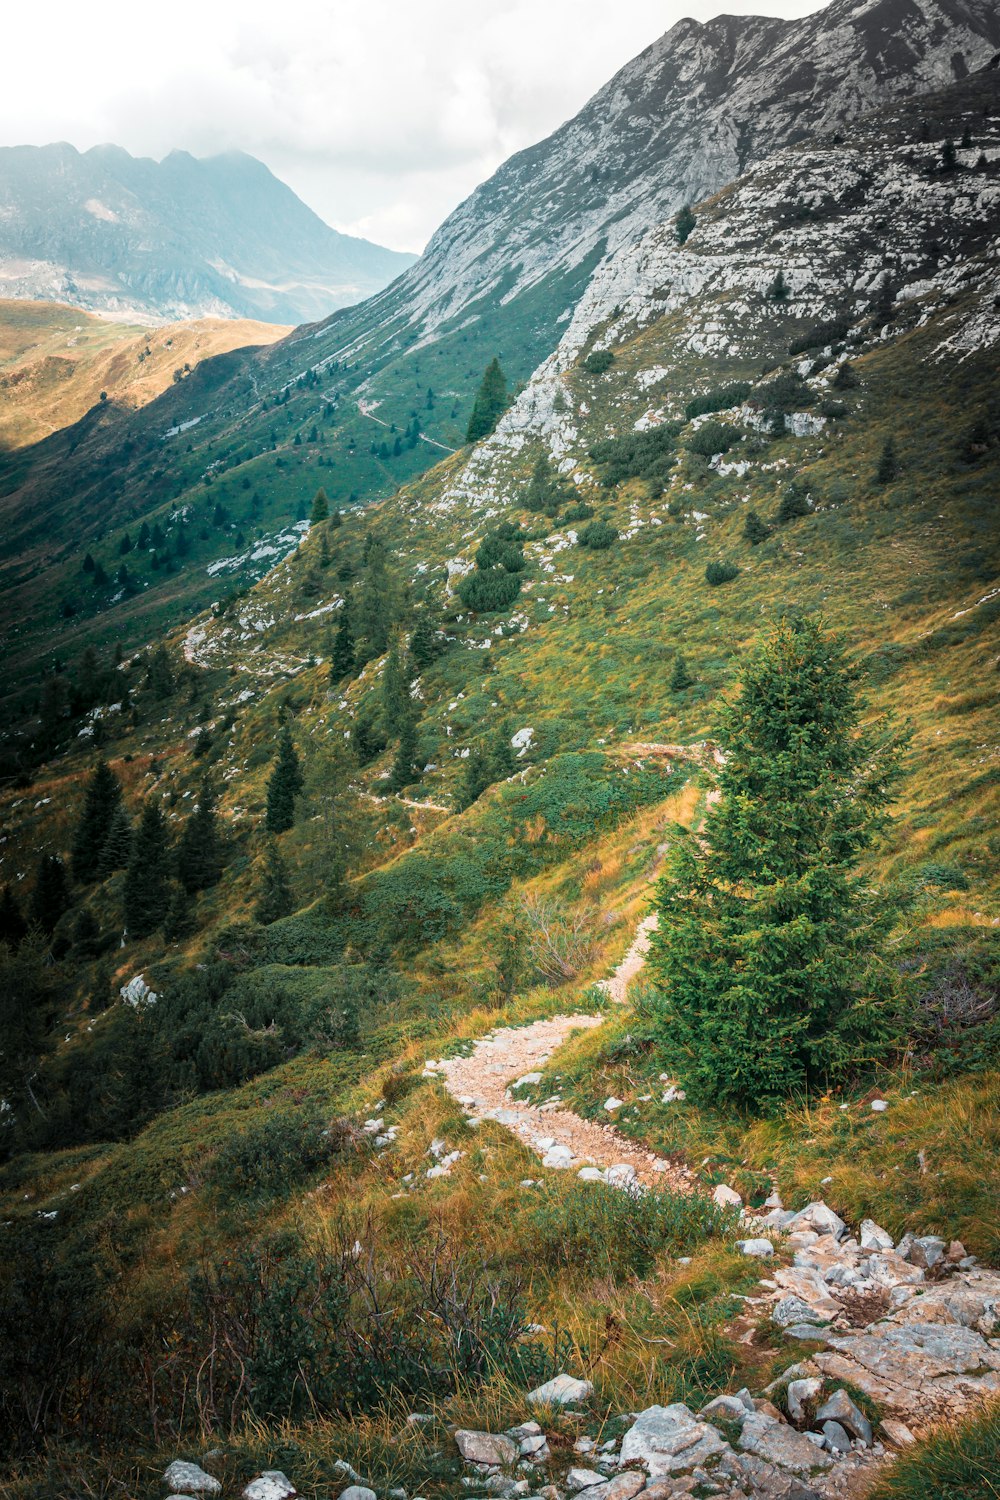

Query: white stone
[527,1373,594,1406]
[736,1238,774,1258]
[871,1099,888,1112]
[604,1096,625,1112]
[243,1474,297,1500]
[859,1219,894,1251]
[713,1184,742,1207]
[163,1463,221,1496]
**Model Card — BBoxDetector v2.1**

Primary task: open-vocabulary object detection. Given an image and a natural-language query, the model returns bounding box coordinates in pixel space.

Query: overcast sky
[3,0,826,253]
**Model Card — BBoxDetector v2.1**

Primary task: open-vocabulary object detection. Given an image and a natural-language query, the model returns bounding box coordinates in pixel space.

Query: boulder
[580,1474,646,1500]
[527,1373,594,1406]
[785,1203,846,1241]
[163,1462,222,1496]
[519,1434,549,1459]
[566,1471,605,1492]
[699,1394,752,1423]
[859,1219,894,1252]
[455,1431,519,1467]
[620,1403,729,1475]
[908,1236,947,1270]
[339,1489,376,1500]
[880,1419,916,1447]
[243,1475,296,1500]
[736,1238,774,1259]
[712,1184,742,1208]
[815,1389,872,1445]
[820,1421,851,1454]
[738,1414,833,1475]
[785,1378,822,1424]
[605,1164,637,1188]
[772,1295,827,1329]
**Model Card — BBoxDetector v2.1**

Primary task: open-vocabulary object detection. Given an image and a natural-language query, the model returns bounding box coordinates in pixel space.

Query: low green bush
[684,383,753,419]
[206,1110,358,1205]
[582,350,615,374]
[589,422,681,488]
[705,560,740,586]
[687,422,738,458]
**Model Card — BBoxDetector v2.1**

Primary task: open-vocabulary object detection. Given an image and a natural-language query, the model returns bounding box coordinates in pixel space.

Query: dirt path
[436,915,690,1191]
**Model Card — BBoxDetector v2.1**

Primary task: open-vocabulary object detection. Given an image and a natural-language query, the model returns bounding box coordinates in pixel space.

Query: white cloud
[3,0,825,251]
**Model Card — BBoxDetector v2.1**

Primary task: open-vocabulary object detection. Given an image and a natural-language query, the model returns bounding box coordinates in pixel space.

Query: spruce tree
[125,801,172,938]
[743,510,770,546]
[330,601,356,682]
[163,883,196,941]
[381,638,409,739]
[176,774,222,894]
[525,454,556,514]
[459,746,491,810]
[876,436,899,485]
[0,884,27,949]
[29,855,71,935]
[310,487,330,524]
[490,725,515,780]
[254,840,295,925]
[265,725,304,834]
[71,760,123,883]
[649,618,907,1112]
[670,653,694,692]
[355,536,394,661]
[466,358,508,444]
[409,614,438,672]
[675,204,696,244]
[98,803,132,877]
[387,711,420,792]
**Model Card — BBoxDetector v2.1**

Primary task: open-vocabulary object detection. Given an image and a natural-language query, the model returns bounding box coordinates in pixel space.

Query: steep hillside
[0,0,996,713]
[0,143,415,323]
[0,299,287,449]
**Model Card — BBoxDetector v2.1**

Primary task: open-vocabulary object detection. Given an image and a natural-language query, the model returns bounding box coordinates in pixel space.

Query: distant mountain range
[0,143,416,324]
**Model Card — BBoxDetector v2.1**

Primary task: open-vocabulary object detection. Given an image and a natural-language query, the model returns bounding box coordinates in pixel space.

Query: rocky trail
[431,913,689,1192]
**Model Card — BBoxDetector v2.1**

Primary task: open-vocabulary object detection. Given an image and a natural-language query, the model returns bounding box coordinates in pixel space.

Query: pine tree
[941,138,957,172]
[489,726,515,780]
[71,760,123,883]
[310,487,330,524]
[525,454,556,513]
[675,204,696,245]
[82,552,96,574]
[29,854,71,935]
[0,884,27,949]
[254,839,295,925]
[409,614,438,672]
[265,725,304,834]
[649,618,908,1111]
[767,269,790,302]
[466,358,508,444]
[459,746,491,810]
[876,437,899,485]
[778,481,810,523]
[388,711,420,792]
[381,638,409,738]
[124,801,172,938]
[146,645,175,699]
[98,803,132,877]
[176,774,222,894]
[330,600,356,682]
[670,654,694,692]
[743,510,770,546]
[71,906,101,956]
[163,882,196,941]
[355,537,394,661]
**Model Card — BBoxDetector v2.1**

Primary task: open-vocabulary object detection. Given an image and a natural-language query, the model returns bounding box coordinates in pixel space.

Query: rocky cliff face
[0,144,415,324]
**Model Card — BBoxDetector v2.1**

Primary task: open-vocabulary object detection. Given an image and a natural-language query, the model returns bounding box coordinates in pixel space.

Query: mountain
[0,142,416,324]
[0,299,288,449]
[1,49,998,1499]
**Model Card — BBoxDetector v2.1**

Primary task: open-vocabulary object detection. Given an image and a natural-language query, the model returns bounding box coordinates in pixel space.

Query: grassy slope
[0,300,287,449]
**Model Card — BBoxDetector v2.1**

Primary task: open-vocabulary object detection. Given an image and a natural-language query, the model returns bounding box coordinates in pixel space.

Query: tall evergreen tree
[0,884,27,949]
[254,840,295,925]
[459,745,491,809]
[265,726,304,834]
[355,536,394,661]
[330,600,356,681]
[71,760,123,883]
[649,618,907,1111]
[466,358,508,444]
[381,638,409,739]
[98,802,133,877]
[675,204,696,244]
[124,801,172,938]
[29,855,71,935]
[310,487,330,524]
[490,725,515,780]
[387,711,420,792]
[409,613,438,673]
[876,436,899,485]
[176,774,222,894]
[670,654,694,692]
[743,510,770,546]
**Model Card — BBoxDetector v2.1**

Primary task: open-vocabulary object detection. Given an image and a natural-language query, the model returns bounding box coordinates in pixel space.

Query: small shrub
[777,482,811,524]
[875,437,899,485]
[685,382,753,420]
[833,361,859,389]
[589,423,681,488]
[207,1111,357,1205]
[705,560,739,586]
[675,204,696,244]
[743,510,771,545]
[767,270,790,301]
[867,1400,1000,1500]
[563,501,595,523]
[788,317,850,356]
[578,519,618,550]
[687,422,738,458]
[582,350,615,374]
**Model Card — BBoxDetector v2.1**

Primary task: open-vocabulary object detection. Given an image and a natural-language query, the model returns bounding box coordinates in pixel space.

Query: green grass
[869,1402,1000,1500]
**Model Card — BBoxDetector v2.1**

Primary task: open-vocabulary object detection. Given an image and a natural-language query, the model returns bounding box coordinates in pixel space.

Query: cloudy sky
[4,0,825,253]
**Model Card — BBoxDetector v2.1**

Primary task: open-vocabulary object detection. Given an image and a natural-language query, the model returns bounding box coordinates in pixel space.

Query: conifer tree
[743,510,770,546]
[71,760,123,883]
[767,269,790,302]
[388,711,420,792]
[459,745,491,810]
[490,725,515,780]
[649,618,907,1111]
[163,882,196,941]
[355,536,394,661]
[0,884,27,949]
[265,725,304,834]
[525,454,556,513]
[466,358,508,444]
[125,801,171,938]
[675,204,696,244]
[29,854,71,936]
[409,613,438,673]
[255,839,295,925]
[381,638,410,738]
[176,774,222,894]
[876,436,899,485]
[310,487,330,524]
[670,653,694,692]
[98,803,132,877]
[330,600,356,682]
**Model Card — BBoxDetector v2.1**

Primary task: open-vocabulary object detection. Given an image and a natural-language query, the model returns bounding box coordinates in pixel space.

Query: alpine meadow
[1,2,999,1499]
